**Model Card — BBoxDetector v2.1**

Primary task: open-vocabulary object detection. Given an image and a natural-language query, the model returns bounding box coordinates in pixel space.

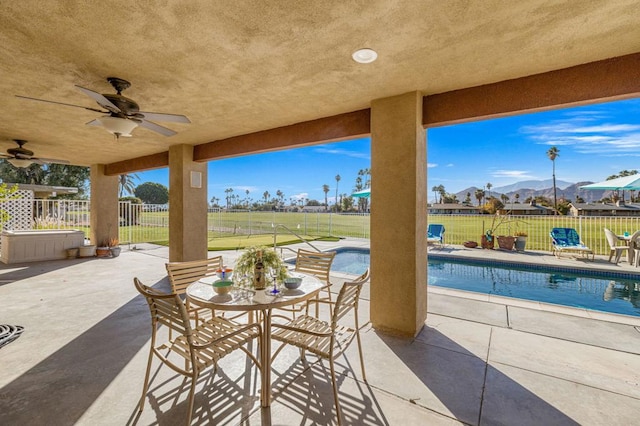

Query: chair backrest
[550,227,582,247]
[630,230,640,247]
[166,256,223,295]
[427,224,445,239]
[603,228,619,248]
[295,249,336,285]
[332,269,370,328]
[134,277,192,339]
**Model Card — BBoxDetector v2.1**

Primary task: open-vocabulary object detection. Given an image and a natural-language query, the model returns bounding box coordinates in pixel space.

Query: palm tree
[245,189,250,208]
[514,193,520,203]
[500,193,509,205]
[432,186,440,203]
[486,182,492,199]
[322,184,330,210]
[119,173,139,197]
[474,189,485,206]
[334,174,341,211]
[547,146,560,212]
[437,185,446,204]
[263,191,270,204]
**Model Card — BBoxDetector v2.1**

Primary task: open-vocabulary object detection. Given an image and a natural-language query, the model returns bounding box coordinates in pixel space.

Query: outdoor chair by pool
[271,269,369,426]
[550,227,594,260]
[604,228,630,264]
[166,256,224,329]
[134,278,262,426]
[280,249,336,319]
[427,224,445,247]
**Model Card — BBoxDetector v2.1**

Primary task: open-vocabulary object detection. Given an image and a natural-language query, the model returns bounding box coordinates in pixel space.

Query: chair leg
[355,328,367,382]
[608,249,614,263]
[186,374,198,426]
[329,357,342,426]
[138,348,154,412]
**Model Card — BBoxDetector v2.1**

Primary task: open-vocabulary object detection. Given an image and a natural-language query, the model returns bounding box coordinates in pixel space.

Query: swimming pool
[328,247,640,317]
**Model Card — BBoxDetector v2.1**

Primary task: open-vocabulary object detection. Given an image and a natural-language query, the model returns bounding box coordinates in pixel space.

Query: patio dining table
[617,233,639,265]
[185,272,324,407]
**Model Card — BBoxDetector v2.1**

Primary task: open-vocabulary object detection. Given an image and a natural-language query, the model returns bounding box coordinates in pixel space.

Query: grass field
[41,208,640,256]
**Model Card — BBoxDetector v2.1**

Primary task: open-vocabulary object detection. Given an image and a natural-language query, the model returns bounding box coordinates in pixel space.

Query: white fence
[4,198,639,255]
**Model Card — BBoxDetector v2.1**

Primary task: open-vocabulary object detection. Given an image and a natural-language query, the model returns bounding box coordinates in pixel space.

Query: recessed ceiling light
[352,48,378,64]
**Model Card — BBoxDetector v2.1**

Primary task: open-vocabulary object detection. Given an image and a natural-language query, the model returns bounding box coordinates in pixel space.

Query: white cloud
[314,147,370,159]
[427,163,438,168]
[520,110,640,155]
[291,192,308,200]
[446,163,454,167]
[491,170,536,179]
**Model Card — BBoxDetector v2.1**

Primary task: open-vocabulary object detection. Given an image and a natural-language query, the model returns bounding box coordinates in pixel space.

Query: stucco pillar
[90,164,119,247]
[169,144,208,262]
[370,91,427,337]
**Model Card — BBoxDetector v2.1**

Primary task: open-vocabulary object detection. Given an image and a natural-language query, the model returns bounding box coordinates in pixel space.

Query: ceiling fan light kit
[6,158,34,168]
[97,115,137,138]
[0,139,70,168]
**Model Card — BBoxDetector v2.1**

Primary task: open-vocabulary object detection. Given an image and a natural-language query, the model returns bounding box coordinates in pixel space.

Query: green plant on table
[234,246,288,284]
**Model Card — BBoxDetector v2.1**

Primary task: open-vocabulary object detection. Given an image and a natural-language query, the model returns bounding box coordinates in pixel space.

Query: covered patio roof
[0,1,639,168]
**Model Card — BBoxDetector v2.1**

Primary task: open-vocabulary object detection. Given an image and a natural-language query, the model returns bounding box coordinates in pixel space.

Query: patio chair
[549,227,594,260]
[279,249,336,319]
[603,228,629,264]
[271,269,370,426]
[134,278,261,425]
[630,230,640,267]
[427,224,445,247]
[165,256,224,330]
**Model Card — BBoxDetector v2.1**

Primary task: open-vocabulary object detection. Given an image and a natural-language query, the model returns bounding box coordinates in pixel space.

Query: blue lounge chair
[550,227,594,260]
[427,224,445,247]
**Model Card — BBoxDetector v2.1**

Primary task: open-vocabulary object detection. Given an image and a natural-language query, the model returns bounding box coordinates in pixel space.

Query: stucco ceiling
[1,1,639,167]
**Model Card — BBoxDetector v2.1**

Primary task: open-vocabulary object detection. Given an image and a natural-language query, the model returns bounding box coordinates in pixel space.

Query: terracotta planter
[96,246,111,257]
[481,235,494,249]
[497,236,516,250]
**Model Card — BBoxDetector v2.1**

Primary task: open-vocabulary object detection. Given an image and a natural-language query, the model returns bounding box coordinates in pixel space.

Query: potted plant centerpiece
[96,241,111,257]
[234,246,288,290]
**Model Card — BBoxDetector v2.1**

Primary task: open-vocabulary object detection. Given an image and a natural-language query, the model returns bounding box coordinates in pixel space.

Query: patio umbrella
[580,175,640,190]
[351,188,371,198]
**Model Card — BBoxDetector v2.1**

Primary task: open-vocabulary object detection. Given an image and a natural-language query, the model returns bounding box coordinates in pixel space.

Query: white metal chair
[271,269,369,426]
[603,228,629,264]
[134,278,261,425]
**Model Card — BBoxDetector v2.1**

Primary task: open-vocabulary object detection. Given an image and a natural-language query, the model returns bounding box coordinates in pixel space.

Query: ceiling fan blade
[32,157,71,165]
[85,119,101,126]
[75,85,121,113]
[15,95,106,113]
[138,119,177,136]
[137,111,191,123]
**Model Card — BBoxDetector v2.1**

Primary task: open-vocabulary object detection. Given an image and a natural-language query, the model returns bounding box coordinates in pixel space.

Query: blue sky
[136,98,640,204]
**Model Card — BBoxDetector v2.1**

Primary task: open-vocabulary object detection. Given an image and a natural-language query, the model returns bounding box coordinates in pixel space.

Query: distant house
[499,201,554,215]
[569,201,640,216]
[428,203,480,214]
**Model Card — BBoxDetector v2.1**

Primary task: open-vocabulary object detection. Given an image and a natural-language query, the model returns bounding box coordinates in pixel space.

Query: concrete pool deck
[0,238,639,425]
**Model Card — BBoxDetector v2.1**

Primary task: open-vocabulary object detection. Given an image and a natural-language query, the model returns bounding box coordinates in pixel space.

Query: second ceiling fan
[17,77,191,139]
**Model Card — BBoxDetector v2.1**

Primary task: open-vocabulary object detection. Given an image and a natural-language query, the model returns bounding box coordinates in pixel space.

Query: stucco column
[370,91,427,337]
[169,144,208,262]
[90,164,119,247]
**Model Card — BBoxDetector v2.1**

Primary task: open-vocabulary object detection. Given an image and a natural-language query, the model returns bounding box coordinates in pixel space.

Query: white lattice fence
[0,190,34,231]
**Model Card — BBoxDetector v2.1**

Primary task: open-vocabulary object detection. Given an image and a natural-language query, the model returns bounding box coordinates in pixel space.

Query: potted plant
[108,237,121,257]
[514,231,528,252]
[497,235,516,250]
[96,241,111,257]
[234,246,288,289]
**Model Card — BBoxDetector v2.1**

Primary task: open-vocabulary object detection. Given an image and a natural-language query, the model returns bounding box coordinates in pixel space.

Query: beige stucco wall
[169,145,208,262]
[370,91,428,337]
[90,164,119,247]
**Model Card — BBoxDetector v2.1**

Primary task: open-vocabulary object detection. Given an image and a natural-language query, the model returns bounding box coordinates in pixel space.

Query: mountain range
[449,180,620,204]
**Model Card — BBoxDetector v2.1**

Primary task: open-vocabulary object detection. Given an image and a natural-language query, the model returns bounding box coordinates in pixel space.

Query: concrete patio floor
[1,239,639,425]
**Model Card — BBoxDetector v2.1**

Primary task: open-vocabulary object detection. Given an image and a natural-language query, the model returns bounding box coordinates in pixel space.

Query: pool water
[329,248,640,317]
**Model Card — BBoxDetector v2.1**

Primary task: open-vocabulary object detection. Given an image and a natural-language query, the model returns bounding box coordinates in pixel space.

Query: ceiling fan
[16,77,191,139]
[0,140,70,168]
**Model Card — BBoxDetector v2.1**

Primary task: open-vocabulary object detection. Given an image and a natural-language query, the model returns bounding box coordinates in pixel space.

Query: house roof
[0,2,639,168]
[429,203,478,210]
[502,203,553,212]
[570,202,640,211]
